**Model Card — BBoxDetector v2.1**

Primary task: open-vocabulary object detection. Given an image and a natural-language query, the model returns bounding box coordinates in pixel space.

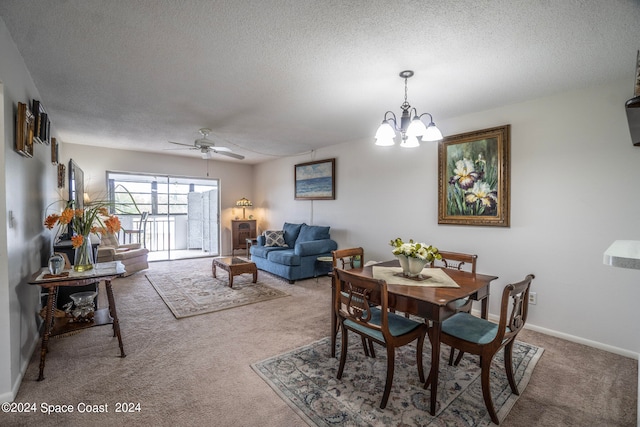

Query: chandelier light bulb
[400,136,420,148]
[422,123,444,142]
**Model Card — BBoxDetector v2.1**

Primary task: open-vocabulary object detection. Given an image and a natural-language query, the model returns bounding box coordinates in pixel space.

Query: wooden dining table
[330,259,499,416]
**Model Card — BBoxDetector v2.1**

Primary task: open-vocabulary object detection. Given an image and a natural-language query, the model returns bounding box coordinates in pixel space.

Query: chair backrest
[495,274,535,345]
[101,232,120,248]
[138,211,149,232]
[431,251,477,273]
[332,247,364,270]
[335,268,389,337]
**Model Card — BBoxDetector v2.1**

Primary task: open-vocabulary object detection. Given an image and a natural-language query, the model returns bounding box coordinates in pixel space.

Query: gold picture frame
[438,125,510,227]
[15,102,34,157]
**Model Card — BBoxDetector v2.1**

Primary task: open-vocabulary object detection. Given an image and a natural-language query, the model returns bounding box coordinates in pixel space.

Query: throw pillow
[264,230,288,247]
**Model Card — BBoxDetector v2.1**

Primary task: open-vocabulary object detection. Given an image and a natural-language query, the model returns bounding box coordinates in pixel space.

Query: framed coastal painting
[438,125,510,227]
[294,158,335,200]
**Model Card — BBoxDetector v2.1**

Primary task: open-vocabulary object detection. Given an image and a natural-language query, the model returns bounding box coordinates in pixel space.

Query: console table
[29,261,126,381]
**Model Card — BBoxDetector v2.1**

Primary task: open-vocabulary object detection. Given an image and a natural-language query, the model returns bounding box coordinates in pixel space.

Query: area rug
[252,336,544,426]
[146,271,289,319]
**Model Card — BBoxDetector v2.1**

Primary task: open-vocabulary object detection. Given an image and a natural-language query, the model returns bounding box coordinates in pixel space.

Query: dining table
[330,259,499,416]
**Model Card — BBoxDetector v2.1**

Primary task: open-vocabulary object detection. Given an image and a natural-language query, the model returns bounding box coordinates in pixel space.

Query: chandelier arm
[383,111,399,131]
[417,112,434,123]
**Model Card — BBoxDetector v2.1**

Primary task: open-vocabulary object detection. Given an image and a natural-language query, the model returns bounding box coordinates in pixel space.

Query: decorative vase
[48,253,65,275]
[395,254,410,274]
[73,234,94,272]
[406,257,428,278]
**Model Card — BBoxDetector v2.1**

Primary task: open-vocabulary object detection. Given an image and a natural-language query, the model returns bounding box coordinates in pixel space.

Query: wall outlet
[529,292,537,305]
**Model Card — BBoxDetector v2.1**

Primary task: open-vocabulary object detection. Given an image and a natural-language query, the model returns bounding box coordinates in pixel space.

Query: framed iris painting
[295,158,335,200]
[438,125,510,227]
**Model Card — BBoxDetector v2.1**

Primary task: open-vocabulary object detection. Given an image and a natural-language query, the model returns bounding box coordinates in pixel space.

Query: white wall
[60,144,254,256]
[0,19,60,401]
[255,78,640,358]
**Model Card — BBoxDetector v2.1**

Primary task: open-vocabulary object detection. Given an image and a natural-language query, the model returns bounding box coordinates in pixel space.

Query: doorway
[107,171,220,261]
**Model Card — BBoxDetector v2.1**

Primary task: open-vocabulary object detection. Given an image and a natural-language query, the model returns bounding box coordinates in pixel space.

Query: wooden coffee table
[211,256,258,288]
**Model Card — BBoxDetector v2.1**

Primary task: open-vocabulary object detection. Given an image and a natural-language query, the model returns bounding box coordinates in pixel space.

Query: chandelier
[374,70,443,147]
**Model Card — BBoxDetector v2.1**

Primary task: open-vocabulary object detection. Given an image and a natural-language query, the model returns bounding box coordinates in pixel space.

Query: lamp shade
[422,124,443,142]
[400,136,420,148]
[375,121,396,140]
[406,117,428,137]
[236,197,252,207]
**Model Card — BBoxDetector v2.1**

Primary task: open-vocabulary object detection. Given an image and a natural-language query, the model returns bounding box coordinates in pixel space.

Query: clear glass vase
[73,234,94,272]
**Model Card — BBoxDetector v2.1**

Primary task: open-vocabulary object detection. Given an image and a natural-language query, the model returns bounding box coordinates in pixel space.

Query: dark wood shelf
[49,308,113,337]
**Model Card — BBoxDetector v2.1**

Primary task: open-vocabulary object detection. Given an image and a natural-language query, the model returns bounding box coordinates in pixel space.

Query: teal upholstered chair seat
[442,312,499,345]
[344,307,424,342]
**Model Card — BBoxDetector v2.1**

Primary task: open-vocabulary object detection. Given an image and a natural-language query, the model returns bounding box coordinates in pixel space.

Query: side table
[315,256,333,282]
[28,261,126,381]
[246,237,258,259]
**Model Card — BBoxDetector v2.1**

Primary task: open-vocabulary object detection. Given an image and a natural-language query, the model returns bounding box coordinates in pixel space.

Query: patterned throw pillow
[264,230,287,247]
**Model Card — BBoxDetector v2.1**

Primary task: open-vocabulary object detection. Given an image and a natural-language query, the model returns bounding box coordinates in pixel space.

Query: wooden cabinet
[231,220,256,253]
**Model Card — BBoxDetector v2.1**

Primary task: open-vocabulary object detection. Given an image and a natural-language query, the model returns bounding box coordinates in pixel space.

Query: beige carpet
[5,257,637,427]
[146,271,288,319]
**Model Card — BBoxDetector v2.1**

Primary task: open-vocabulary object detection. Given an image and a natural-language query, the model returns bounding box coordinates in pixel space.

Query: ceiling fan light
[422,123,443,142]
[406,117,428,137]
[400,136,420,148]
[375,121,396,140]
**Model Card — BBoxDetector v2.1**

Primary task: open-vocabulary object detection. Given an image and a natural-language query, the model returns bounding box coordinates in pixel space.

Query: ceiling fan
[167,128,245,160]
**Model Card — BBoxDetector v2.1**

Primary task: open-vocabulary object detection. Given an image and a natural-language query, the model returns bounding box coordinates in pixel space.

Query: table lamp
[236,197,252,219]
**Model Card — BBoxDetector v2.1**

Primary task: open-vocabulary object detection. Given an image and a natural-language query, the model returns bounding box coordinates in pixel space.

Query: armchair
[96,233,149,276]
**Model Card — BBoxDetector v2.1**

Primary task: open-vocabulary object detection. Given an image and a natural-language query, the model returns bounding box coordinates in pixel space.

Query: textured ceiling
[1,0,639,164]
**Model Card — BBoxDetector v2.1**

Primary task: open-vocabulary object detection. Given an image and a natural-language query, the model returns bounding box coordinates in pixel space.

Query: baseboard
[0,330,40,403]
[474,309,640,360]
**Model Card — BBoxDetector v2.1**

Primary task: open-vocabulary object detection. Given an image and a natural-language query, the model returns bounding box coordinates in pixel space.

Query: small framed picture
[51,137,59,164]
[15,102,34,157]
[295,158,336,200]
[57,163,66,188]
[32,100,51,145]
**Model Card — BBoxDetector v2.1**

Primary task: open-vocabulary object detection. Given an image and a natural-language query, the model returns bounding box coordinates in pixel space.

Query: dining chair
[121,211,149,247]
[335,268,428,409]
[431,251,478,365]
[331,248,375,357]
[425,274,535,424]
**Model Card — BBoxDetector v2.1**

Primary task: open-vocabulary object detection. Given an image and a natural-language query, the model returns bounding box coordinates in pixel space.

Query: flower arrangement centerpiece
[45,202,121,272]
[390,238,442,277]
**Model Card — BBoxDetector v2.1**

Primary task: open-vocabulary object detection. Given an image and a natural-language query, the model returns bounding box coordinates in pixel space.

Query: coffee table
[211,256,258,288]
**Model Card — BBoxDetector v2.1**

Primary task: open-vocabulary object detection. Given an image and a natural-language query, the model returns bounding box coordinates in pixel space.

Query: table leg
[105,280,126,358]
[481,295,489,319]
[229,273,234,288]
[212,261,217,278]
[252,269,257,283]
[427,321,442,415]
[37,287,57,381]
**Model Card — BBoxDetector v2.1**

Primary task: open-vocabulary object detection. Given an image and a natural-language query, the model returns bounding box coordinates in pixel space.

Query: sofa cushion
[283,222,304,248]
[267,249,301,266]
[251,245,288,259]
[264,230,287,247]
[296,224,330,243]
[294,239,338,256]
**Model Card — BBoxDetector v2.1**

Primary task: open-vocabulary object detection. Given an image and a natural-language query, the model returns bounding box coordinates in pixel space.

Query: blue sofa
[250,222,338,283]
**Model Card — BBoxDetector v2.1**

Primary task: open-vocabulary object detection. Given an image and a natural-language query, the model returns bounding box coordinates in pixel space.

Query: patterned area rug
[252,336,543,426]
[146,271,289,319]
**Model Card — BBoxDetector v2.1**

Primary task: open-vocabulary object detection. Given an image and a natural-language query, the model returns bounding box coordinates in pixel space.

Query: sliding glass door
[107,171,219,261]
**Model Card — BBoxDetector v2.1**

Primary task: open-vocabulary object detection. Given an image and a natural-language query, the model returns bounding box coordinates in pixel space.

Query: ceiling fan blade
[168,141,194,147]
[213,150,244,160]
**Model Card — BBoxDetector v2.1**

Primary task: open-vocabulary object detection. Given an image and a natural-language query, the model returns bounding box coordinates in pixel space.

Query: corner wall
[0,18,59,401]
[254,78,640,358]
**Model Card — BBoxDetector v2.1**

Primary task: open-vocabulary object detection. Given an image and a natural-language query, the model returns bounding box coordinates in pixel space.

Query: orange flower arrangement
[45,205,121,249]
